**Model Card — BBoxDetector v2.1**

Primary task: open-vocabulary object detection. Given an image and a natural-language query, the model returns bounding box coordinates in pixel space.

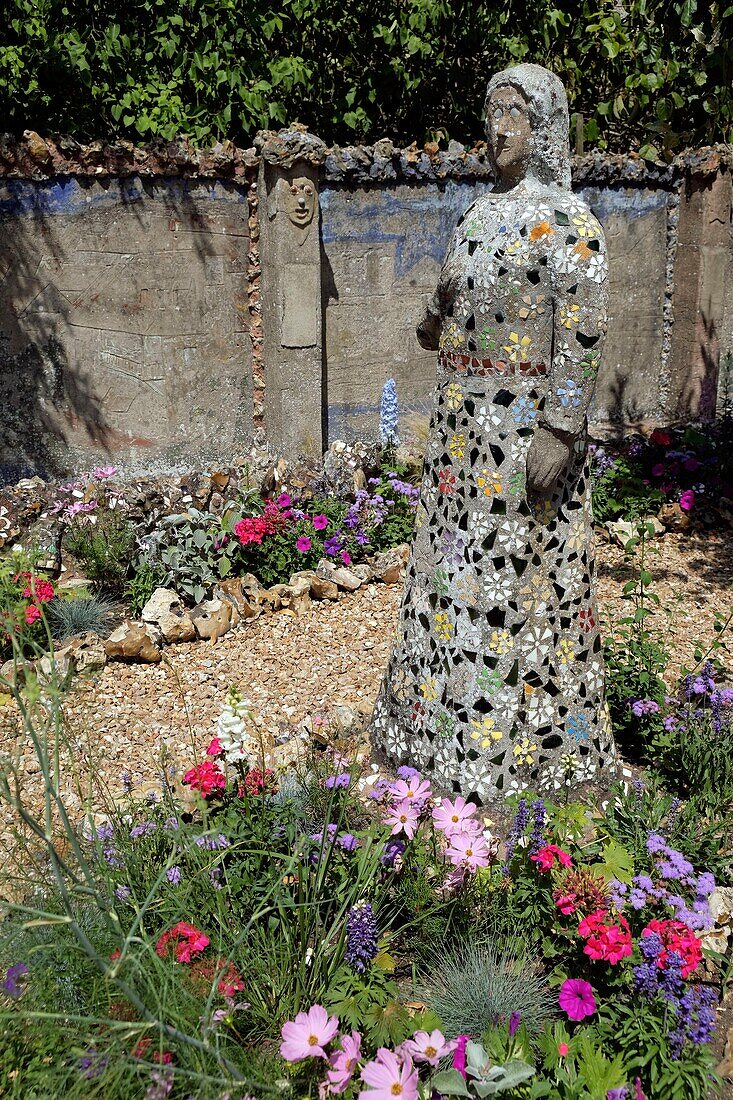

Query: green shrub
[65,510,136,597]
[126,558,166,616]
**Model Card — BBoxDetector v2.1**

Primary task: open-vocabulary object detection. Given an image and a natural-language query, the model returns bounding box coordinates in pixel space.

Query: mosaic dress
[372,181,616,799]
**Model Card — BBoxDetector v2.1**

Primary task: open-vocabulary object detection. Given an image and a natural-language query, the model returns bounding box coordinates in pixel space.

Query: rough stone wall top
[0,128,728,188]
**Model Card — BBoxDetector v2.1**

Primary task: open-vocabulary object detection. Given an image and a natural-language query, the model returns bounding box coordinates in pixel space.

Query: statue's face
[486,85,532,180]
[281,176,316,227]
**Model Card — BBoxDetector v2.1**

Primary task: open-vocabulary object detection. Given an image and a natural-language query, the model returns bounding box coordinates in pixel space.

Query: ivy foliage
[1,0,731,155]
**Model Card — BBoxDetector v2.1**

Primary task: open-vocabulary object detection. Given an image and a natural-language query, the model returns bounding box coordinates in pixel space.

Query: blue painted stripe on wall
[0,177,248,220]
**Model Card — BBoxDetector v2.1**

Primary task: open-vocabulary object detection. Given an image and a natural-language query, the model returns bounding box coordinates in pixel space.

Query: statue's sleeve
[541,205,609,435]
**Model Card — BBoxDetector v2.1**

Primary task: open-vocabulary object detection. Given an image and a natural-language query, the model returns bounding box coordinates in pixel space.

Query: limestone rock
[350,563,373,583]
[216,575,263,620]
[372,544,410,584]
[190,598,232,640]
[63,631,107,673]
[700,886,733,955]
[0,659,23,691]
[659,502,692,532]
[290,569,339,601]
[141,587,196,642]
[717,1027,733,1080]
[263,576,312,615]
[105,621,162,663]
[315,558,363,592]
[37,648,76,689]
[606,517,665,547]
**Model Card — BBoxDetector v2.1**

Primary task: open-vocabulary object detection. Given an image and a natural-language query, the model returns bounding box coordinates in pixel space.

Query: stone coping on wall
[0,127,729,188]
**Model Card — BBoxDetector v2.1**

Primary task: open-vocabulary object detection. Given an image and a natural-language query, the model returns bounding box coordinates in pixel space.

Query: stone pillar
[666,160,732,421]
[256,130,327,459]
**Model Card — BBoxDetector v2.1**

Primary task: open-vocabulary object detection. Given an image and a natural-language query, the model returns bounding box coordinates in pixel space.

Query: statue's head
[484,63,571,190]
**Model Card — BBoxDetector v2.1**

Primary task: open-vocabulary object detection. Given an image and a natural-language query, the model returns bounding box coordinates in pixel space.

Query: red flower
[20,575,54,602]
[24,604,42,626]
[156,921,210,963]
[578,910,632,964]
[530,844,573,873]
[240,767,276,796]
[182,760,226,798]
[132,1037,173,1063]
[642,918,702,978]
[650,428,672,447]
[438,468,456,494]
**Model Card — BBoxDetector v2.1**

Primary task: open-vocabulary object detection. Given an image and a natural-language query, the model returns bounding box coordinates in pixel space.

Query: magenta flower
[432,796,479,837]
[558,978,597,1021]
[327,1030,362,1093]
[92,465,118,479]
[402,1028,454,1067]
[296,535,312,553]
[340,550,352,565]
[679,489,695,512]
[312,514,329,531]
[384,799,420,839]
[280,1004,339,1061]
[359,1048,419,1099]
[452,1035,470,1079]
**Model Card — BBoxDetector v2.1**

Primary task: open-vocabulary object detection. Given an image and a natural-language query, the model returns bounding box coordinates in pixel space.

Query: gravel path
[1,529,732,857]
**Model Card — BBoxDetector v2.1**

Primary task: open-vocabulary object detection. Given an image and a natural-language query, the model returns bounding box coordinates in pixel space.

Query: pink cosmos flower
[93,465,118,479]
[402,1028,454,1067]
[296,535,312,553]
[446,830,491,871]
[389,777,432,806]
[327,1031,362,1093]
[679,489,695,512]
[530,844,573,872]
[384,799,420,839]
[312,514,329,531]
[432,796,479,837]
[280,1004,339,1062]
[558,978,596,1021]
[359,1047,419,1100]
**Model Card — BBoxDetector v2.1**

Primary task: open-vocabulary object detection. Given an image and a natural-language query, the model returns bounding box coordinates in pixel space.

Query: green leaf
[597,839,634,883]
[431,1069,472,1097]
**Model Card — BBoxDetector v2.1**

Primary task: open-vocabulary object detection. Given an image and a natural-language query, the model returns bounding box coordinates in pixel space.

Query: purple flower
[502,798,530,873]
[646,833,667,853]
[345,901,378,973]
[79,1049,109,1080]
[381,839,405,867]
[396,766,420,782]
[508,1011,521,1037]
[325,773,351,790]
[166,866,182,885]
[130,820,157,839]
[606,1090,628,1100]
[528,799,547,855]
[3,963,28,998]
[338,833,358,852]
[194,833,229,850]
[114,885,131,902]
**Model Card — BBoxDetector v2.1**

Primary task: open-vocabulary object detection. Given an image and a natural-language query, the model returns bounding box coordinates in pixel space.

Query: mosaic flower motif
[438,467,456,494]
[449,432,466,459]
[511,395,539,427]
[529,219,554,242]
[508,469,526,496]
[440,322,464,350]
[566,522,585,553]
[441,530,466,566]
[518,292,546,320]
[470,715,501,749]
[556,378,582,409]
[445,382,463,410]
[489,629,512,656]
[434,710,455,740]
[495,517,531,553]
[477,666,503,694]
[502,332,532,363]
[559,303,581,328]
[567,711,591,743]
[519,574,553,614]
[579,608,596,634]
[531,498,557,525]
[552,249,579,275]
[434,612,453,641]
[520,623,554,666]
[537,762,570,792]
[585,252,606,282]
[469,510,494,539]
[482,571,515,603]
[433,568,450,597]
[571,212,592,238]
[454,570,480,605]
[420,677,438,702]
[477,324,498,351]
[572,239,594,263]
[411,700,427,732]
[525,686,555,729]
[512,736,538,765]
[505,775,530,796]
[476,468,502,498]
[474,403,503,430]
[556,638,575,665]
[581,351,601,379]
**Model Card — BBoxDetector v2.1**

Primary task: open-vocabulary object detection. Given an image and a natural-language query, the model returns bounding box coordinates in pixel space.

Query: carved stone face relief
[281,176,316,227]
[486,85,532,183]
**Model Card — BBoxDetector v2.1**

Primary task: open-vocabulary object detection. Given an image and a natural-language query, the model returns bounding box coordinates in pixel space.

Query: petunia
[296,535,312,553]
[312,514,329,531]
[280,1004,339,1062]
[359,1047,419,1099]
[558,978,596,1021]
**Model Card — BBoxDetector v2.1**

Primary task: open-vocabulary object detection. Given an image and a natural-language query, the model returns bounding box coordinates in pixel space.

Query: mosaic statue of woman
[372,63,616,800]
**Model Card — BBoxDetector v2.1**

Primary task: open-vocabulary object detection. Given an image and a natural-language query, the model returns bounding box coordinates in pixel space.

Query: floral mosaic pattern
[372,185,616,800]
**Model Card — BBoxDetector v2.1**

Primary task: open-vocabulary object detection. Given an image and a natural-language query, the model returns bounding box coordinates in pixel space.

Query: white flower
[217,688,256,763]
[519,624,554,667]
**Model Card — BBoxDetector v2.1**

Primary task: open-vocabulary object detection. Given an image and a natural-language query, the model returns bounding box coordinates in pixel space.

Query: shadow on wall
[0,177,249,486]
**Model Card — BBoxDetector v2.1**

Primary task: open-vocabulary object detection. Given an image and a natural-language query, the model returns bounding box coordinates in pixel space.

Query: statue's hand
[526,424,576,495]
[416,311,441,351]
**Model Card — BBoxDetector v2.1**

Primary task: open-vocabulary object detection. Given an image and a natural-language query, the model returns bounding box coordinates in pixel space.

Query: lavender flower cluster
[345,901,379,973]
[501,797,546,873]
[610,832,714,931]
[633,937,717,1057]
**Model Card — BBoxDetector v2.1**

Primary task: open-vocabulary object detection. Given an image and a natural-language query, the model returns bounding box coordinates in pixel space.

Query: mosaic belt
[439,349,547,377]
